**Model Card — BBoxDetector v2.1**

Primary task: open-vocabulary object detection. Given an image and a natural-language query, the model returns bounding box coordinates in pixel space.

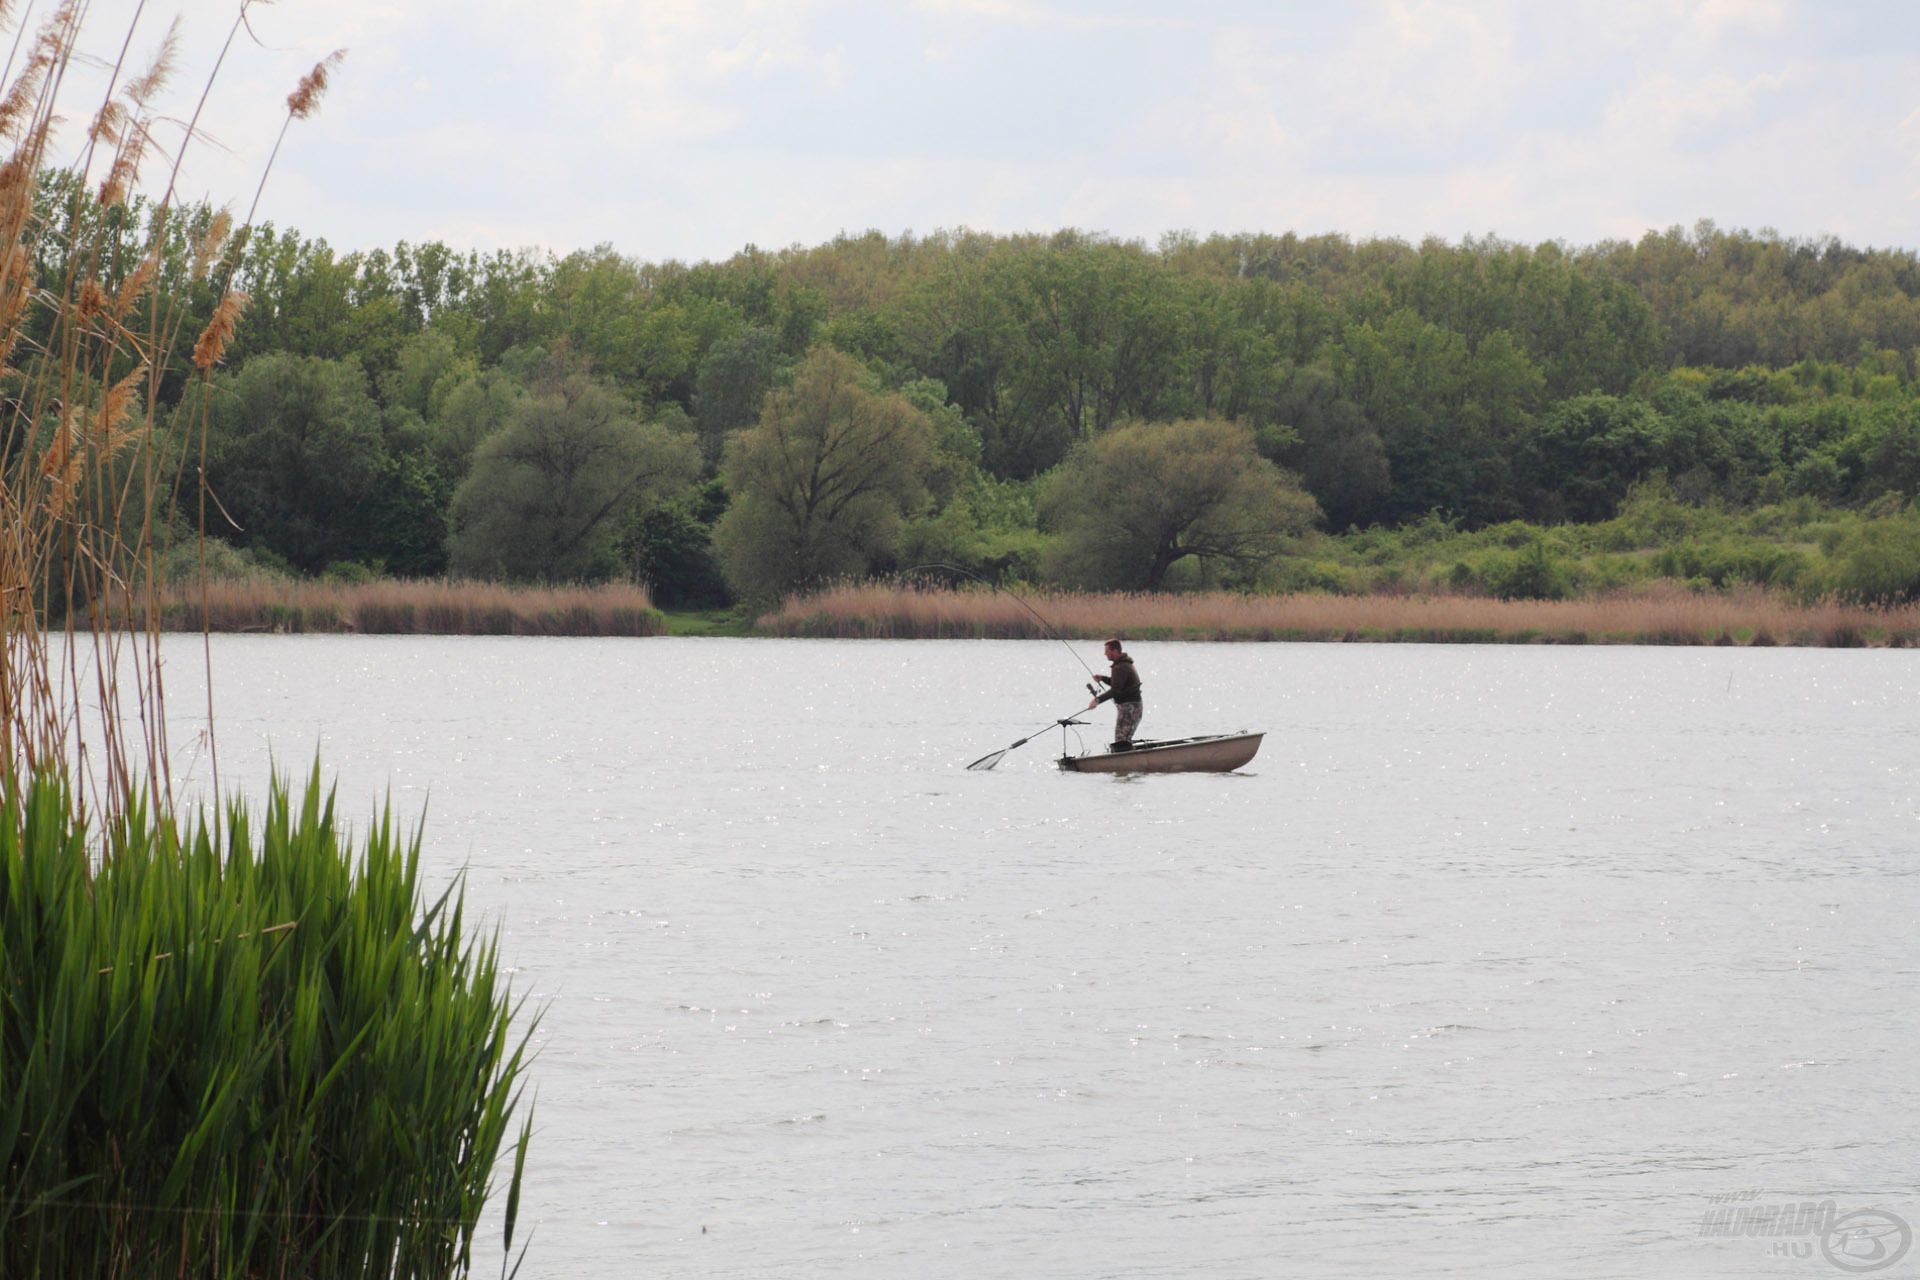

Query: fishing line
[898,562,1101,686]
[899,563,1113,770]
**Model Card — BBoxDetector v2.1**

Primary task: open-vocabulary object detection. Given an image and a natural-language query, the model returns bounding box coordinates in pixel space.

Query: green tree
[226,228,418,378]
[447,358,698,581]
[381,328,477,419]
[990,240,1188,475]
[1332,309,1469,520]
[360,453,449,576]
[1522,394,1671,521]
[712,346,936,601]
[889,247,1028,470]
[1177,276,1281,424]
[193,354,388,572]
[1272,362,1390,529]
[1844,402,1920,501]
[1039,418,1321,589]
[1452,328,1547,523]
[693,325,783,465]
[620,479,731,608]
[427,369,523,493]
[465,248,559,362]
[892,237,1188,478]
[547,247,745,406]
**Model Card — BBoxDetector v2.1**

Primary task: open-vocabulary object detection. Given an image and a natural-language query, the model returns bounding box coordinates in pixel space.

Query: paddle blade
[965,748,1009,770]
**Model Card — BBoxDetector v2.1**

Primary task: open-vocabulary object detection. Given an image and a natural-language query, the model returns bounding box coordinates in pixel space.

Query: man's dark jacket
[1094,655,1142,705]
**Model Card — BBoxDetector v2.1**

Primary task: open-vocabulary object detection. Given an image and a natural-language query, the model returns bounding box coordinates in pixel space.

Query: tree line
[40,173,1920,603]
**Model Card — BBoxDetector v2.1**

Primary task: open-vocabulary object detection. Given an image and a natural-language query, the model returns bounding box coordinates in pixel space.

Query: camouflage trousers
[1112,700,1143,746]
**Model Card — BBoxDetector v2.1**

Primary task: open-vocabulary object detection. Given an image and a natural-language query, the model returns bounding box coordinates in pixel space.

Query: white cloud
[1602,70,1794,142]
[1689,0,1793,37]
[910,0,1172,30]
[39,0,1919,259]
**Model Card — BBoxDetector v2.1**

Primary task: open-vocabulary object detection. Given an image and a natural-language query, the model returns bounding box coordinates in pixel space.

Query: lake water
[159,637,1917,1279]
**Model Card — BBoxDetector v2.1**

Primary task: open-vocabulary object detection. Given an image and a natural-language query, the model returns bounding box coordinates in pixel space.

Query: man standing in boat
[1088,638,1143,750]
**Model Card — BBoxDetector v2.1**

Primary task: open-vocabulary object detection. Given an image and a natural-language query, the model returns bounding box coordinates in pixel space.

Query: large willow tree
[447,351,698,581]
[713,345,936,601]
[1039,418,1322,589]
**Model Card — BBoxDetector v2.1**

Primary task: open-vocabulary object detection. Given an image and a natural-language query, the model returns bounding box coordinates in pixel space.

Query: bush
[1583,553,1654,593]
[1651,538,1810,589]
[1741,496,1829,536]
[1261,557,1358,595]
[0,766,534,1279]
[895,498,1046,586]
[1602,480,1719,548]
[623,500,731,608]
[1825,516,1920,603]
[151,537,293,586]
[1484,520,1546,550]
[1788,453,1845,501]
[1482,540,1573,600]
[322,559,383,585]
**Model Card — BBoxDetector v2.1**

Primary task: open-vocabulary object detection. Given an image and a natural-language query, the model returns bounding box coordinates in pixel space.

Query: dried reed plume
[2,1,335,822]
[1,13,538,1277]
[190,207,231,280]
[243,49,347,229]
[93,128,146,207]
[191,287,246,369]
[0,5,62,142]
[86,97,126,148]
[287,48,346,119]
[109,241,161,318]
[122,16,181,106]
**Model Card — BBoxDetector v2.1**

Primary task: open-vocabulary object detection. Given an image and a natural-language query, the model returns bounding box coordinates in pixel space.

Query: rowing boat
[1057,731,1264,774]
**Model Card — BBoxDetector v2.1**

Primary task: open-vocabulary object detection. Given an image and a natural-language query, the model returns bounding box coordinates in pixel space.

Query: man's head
[1104,638,1124,661]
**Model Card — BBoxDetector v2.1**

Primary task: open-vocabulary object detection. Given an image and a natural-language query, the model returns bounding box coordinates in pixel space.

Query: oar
[966,712,1090,770]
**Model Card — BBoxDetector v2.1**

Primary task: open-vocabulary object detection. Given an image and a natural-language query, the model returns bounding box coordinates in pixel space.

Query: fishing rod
[965,713,1090,771]
[898,562,1102,688]
[900,563,1112,769]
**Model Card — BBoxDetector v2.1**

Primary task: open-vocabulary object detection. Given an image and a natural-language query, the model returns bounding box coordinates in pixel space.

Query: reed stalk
[0,9,535,1275]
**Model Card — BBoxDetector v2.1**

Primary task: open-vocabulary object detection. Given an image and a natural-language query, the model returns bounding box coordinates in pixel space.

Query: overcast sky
[51,0,1920,262]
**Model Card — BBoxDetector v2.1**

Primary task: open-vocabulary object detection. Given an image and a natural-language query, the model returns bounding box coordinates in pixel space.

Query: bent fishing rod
[897,562,1102,688]
[899,564,1111,769]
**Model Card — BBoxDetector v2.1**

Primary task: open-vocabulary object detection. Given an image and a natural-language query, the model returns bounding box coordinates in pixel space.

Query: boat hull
[1058,731,1264,774]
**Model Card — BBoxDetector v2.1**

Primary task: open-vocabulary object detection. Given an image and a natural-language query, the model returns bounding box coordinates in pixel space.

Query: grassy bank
[114,577,666,636]
[659,607,759,637]
[760,583,1920,646]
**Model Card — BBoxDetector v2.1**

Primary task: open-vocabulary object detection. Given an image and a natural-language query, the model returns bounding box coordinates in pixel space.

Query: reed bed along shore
[115,577,666,636]
[761,584,1920,647]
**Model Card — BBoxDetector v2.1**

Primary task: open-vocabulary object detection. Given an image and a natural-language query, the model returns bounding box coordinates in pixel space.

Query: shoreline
[757,585,1920,648]
[105,580,1920,647]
